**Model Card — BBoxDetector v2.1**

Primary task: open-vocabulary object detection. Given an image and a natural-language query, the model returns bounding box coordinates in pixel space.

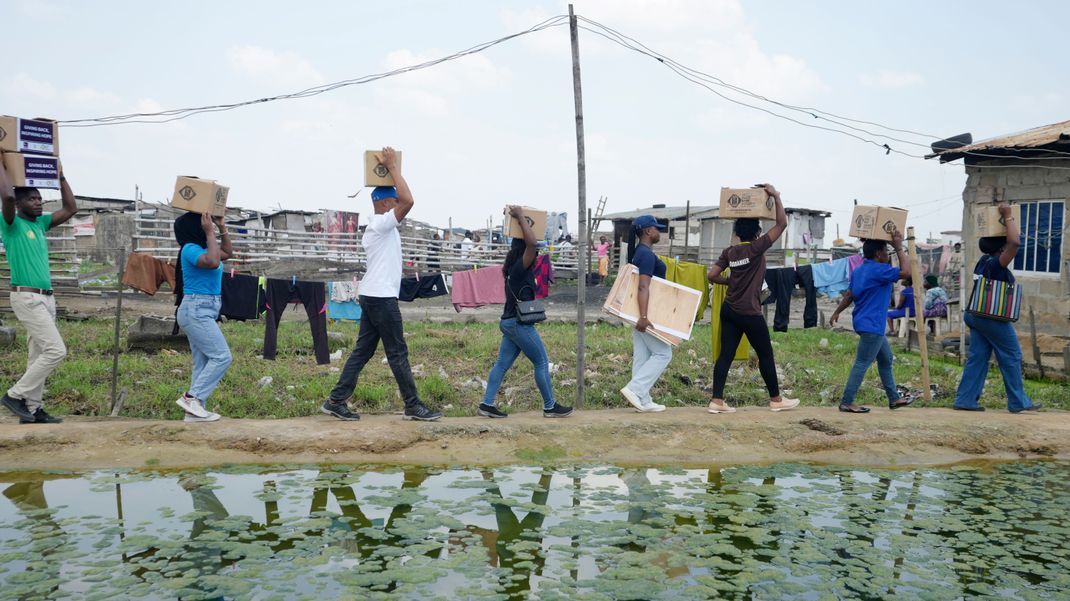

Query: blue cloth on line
[327,282,363,321]
[810,257,850,298]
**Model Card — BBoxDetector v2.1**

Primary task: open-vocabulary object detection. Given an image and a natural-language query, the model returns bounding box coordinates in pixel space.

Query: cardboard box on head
[504,206,548,239]
[0,116,59,156]
[364,150,401,187]
[849,205,908,242]
[2,153,61,189]
[719,187,776,220]
[974,204,1021,238]
[171,176,229,217]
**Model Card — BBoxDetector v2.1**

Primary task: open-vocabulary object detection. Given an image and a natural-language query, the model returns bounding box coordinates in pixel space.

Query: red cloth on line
[451,267,505,312]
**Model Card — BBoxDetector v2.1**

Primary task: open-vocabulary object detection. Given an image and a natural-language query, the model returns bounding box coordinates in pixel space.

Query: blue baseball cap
[632,215,667,231]
[371,186,397,202]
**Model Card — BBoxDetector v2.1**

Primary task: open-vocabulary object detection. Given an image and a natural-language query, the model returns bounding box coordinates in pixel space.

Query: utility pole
[906,226,932,401]
[569,4,587,408]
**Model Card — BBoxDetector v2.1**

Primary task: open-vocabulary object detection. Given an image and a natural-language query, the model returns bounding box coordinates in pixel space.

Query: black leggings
[713,304,780,398]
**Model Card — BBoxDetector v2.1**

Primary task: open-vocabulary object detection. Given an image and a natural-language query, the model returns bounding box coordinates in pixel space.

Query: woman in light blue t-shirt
[173,211,233,422]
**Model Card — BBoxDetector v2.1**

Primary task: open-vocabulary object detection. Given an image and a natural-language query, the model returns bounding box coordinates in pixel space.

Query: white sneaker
[770,397,801,412]
[184,410,221,423]
[621,387,645,411]
[176,394,208,418]
[638,401,666,413]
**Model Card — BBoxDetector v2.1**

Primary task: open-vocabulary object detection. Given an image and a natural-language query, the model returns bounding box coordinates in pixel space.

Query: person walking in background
[478,206,572,419]
[173,211,232,423]
[829,232,916,413]
[620,215,671,413]
[705,184,799,414]
[322,147,442,422]
[0,159,77,424]
[953,204,1040,413]
[596,235,611,284]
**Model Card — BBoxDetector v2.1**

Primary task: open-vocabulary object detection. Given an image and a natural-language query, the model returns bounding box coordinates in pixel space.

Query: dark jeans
[763,266,817,331]
[713,304,780,398]
[954,313,1034,411]
[483,318,555,410]
[840,332,900,405]
[263,279,330,365]
[330,296,421,409]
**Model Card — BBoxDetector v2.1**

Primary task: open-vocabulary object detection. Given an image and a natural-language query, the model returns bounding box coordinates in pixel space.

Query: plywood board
[603,264,701,343]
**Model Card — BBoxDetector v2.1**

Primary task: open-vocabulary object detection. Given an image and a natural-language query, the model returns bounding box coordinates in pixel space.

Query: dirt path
[0,407,1065,470]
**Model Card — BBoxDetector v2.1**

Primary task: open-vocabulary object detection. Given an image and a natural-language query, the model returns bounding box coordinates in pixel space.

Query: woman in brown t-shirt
[706,184,800,414]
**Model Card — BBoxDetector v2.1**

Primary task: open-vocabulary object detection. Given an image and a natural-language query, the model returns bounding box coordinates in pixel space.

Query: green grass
[0,318,1065,420]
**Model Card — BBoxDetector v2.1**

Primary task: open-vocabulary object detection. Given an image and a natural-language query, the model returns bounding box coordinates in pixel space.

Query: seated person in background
[885,279,914,334]
[922,274,948,316]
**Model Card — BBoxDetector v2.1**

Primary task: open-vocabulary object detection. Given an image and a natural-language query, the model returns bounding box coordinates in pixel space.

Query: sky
[2,0,1067,243]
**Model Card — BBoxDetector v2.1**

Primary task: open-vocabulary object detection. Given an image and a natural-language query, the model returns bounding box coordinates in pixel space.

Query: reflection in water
[0,462,1067,600]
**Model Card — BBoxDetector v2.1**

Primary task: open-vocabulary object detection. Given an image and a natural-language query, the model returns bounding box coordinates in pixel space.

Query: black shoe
[838,404,870,414]
[321,401,360,421]
[889,396,915,410]
[403,403,442,422]
[477,404,508,418]
[1010,403,1043,414]
[20,408,63,424]
[543,404,574,418]
[1,395,34,421]
[952,405,985,412]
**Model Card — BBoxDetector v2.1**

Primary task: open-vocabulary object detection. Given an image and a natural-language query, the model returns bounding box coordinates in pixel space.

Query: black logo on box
[882,220,897,234]
[215,188,227,204]
[374,163,389,178]
[179,186,197,201]
[0,126,6,142]
[854,215,865,228]
[765,196,774,210]
[727,194,742,208]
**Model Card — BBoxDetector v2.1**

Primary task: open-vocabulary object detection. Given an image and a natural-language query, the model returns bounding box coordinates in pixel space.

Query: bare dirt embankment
[0,407,1066,470]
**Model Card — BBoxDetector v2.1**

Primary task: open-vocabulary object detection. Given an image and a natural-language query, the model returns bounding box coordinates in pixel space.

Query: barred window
[1013,200,1064,274]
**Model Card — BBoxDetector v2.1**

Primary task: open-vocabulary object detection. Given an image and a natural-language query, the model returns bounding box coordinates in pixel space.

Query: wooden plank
[603,264,699,343]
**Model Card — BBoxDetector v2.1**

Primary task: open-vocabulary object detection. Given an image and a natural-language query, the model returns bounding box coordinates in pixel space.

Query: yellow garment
[598,256,609,277]
[660,257,711,320]
[710,270,750,361]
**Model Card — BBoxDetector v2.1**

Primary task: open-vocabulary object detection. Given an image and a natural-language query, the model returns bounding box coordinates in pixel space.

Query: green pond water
[0,462,1068,600]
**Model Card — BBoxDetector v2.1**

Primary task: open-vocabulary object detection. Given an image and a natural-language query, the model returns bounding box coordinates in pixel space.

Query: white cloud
[859,70,925,89]
[5,73,57,101]
[227,45,325,89]
[66,87,121,109]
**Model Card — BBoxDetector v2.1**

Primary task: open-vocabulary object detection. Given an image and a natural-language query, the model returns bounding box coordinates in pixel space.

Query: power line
[58,15,569,128]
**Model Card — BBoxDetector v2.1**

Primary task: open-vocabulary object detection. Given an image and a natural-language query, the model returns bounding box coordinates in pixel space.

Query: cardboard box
[719,187,776,220]
[364,150,402,187]
[504,206,548,239]
[2,153,61,189]
[974,204,1021,237]
[171,176,229,217]
[0,116,59,156]
[603,264,702,346]
[849,205,908,241]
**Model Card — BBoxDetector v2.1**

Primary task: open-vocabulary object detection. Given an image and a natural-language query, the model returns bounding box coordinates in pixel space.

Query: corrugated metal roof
[601,205,715,221]
[928,119,1070,161]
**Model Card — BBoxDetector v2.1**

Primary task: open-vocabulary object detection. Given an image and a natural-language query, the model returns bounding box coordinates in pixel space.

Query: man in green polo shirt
[0,157,78,424]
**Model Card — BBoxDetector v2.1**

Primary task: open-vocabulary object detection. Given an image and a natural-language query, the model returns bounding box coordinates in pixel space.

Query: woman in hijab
[173,211,233,422]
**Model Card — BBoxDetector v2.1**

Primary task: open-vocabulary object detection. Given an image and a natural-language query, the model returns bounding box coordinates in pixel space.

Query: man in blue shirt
[829,231,914,413]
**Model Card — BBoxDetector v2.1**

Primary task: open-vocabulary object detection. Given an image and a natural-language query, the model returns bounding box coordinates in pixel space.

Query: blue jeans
[840,332,900,406]
[177,295,232,404]
[627,329,673,405]
[954,313,1034,411]
[483,318,556,410]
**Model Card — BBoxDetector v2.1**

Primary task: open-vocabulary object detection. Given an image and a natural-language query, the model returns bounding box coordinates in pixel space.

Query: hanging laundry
[451,266,505,312]
[220,273,266,321]
[330,279,360,303]
[263,278,330,365]
[762,266,817,331]
[847,254,864,275]
[121,252,175,296]
[710,272,749,361]
[399,273,449,302]
[661,256,711,320]
[810,257,851,299]
[533,254,555,299]
[327,281,363,322]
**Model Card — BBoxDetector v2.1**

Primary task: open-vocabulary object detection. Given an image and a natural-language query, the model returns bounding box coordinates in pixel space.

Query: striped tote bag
[966,275,1022,322]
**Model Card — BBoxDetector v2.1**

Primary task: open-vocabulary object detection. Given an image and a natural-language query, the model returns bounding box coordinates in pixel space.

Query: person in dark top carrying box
[0,157,77,424]
[706,184,800,414]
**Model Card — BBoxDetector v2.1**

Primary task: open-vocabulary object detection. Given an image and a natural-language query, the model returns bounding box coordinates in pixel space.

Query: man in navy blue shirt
[829,231,915,413]
[621,215,671,413]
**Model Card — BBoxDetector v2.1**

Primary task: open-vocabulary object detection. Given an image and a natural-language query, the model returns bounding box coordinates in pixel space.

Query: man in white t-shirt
[321,147,442,422]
